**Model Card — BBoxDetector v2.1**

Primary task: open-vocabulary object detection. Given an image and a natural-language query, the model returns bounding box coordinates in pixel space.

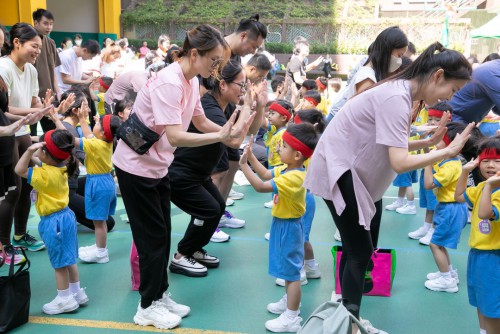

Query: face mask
[75,40,82,46]
[389,55,402,73]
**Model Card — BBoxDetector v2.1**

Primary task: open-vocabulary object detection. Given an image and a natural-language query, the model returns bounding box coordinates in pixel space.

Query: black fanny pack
[116,112,162,155]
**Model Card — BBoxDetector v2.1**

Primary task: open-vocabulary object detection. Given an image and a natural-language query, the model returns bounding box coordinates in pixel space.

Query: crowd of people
[0,7,499,334]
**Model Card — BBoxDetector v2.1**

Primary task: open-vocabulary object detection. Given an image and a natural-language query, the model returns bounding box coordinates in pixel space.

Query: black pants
[115,167,171,309]
[324,170,382,319]
[68,177,115,232]
[170,175,225,256]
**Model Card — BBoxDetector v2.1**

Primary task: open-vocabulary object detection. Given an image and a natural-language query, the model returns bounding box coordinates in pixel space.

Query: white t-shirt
[0,57,39,136]
[55,48,82,92]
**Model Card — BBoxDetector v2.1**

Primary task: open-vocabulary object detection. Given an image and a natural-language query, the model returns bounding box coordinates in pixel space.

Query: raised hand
[463,157,478,173]
[219,111,237,141]
[486,171,500,188]
[447,122,475,158]
[57,92,76,114]
[27,142,46,153]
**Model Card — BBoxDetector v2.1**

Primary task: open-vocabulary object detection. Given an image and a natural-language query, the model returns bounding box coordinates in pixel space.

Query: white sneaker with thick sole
[385,200,404,211]
[226,198,235,206]
[304,263,321,279]
[134,301,181,329]
[264,200,274,209]
[358,318,389,334]
[408,226,429,240]
[396,204,417,215]
[229,189,244,200]
[78,247,109,264]
[265,313,302,333]
[159,293,190,318]
[334,229,342,242]
[210,228,230,243]
[419,228,435,245]
[426,269,459,284]
[275,269,308,286]
[73,288,89,305]
[267,295,287,314]
[78,244,97,256]
[193,249,219,268]
[425,276,459,293]
[218,211,245,228]
[43,295,79,315]
[169,254,207,277]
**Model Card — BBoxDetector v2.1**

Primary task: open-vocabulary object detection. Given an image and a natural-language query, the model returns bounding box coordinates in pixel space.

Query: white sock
[424,222,432,230]
[407,200,414,206]
[97,247,107,256]
[69,281,81,293]
[449,264,454,272]
[305,259,317,267]
[57,288,71,298]
[285,308,300,319]
[480,329,486,334]
[397,197,404,204]
[440,271,452,279]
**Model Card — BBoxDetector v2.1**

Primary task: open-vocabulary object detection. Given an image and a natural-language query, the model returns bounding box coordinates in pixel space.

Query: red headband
[282,130,314,158]
[315,78,326,91]
[428,108,444,118]
[44,130,70,160]
[102,115,113,142]
[442,133,452,146]
[304,97,319,107]
[478,148,500,166]
[294,114,302,124]
[270,103,291,121]
[99,78,110,90]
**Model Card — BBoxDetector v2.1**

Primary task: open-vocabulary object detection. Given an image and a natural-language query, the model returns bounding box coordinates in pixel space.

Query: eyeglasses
[230,82,248,91]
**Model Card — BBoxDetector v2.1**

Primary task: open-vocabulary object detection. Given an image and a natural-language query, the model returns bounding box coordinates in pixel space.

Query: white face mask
[389,55,402,73]
[75,40,82,46]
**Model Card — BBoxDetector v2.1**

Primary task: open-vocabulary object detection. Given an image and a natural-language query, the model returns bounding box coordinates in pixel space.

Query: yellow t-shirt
[432,158,462,202]
[96,92,106,116]
[80,137,113,174]
[27,164,69,216]
[317,95,328,116]
[265,125,286,168]
[270,165,306,219]
[465,182,500,250]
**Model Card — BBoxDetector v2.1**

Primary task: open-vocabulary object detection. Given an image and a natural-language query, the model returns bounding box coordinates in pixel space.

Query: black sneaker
[193,249,219,268]
[169,254,207,277]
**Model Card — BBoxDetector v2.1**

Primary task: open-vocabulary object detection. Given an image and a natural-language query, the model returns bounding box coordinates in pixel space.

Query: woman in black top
[168,60,254,277]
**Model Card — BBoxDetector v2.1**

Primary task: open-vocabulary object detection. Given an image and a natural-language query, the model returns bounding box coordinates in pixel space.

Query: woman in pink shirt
[113,25,236,330]
[304,42,474,333]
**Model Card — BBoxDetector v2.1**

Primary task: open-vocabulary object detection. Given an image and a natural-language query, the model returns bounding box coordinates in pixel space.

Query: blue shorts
[478,122,500,137]
[38,207,78,269]
[303,191,316,242]
[467,249,500,318]
[85,173,116,220]
[392,170,418,187]
[431,202,468,249]
[419,169,438,210]
[269,217,304,281]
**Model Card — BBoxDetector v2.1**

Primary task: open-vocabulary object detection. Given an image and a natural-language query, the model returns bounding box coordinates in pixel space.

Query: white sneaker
[419,228,435,245]
[78,244,97,256]
[426,270,459,284]
[385,200,404,211]
[159,293,190,318]
[334,229,342,242]
[304,263,321,279]
[264,233,270,241]
[192,249,219,268]
[73,288,89,305]
[218,211,245,228]
[43,295,79,315]
[265,313,302,333]
[78,247,109,264]
[264,200,275,209]
[210,228,230,243]
[408,226,429,240]
[234,170,250,186]
[396,204,417,215]
[134,300,181,329]
[425,275,459,293]
[275,269,308,286]
[229,189,244,200]
[359,318,388,334]
[226,198,235,206]
[169,254,207,277]
[267,295,287,314]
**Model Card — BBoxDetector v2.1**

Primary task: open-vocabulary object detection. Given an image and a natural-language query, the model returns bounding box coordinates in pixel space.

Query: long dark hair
[365,26,408,81]
[2,22,40,55]
[178,24,228,58]
[40,130,78,177]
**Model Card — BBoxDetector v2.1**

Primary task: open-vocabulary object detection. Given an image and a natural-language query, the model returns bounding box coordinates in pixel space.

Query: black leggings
[68,177,115,232]
[170,175,225,256]
[324,170,382,319]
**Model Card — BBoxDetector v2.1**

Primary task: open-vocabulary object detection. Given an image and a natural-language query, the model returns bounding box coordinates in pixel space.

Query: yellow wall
[0,0,47,26]
[98,0,121,37]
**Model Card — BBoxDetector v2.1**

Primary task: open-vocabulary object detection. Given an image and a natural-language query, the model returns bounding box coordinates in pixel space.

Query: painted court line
[29,316,244,334]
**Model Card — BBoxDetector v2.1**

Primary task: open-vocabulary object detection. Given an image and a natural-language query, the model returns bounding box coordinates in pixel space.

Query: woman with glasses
[168,60,254,277]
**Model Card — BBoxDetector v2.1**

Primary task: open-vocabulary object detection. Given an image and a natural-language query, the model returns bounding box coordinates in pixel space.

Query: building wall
[47,0,99,33]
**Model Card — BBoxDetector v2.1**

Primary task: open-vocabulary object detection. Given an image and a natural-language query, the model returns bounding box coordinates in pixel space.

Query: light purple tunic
[304,80,412,230]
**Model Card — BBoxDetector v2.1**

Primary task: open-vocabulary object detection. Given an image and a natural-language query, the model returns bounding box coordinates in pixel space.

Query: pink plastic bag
[130,242,140,291]
[332,246,396,297]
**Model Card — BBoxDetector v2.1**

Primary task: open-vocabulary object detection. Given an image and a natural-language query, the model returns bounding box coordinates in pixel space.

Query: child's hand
[239,143,251,165]
[58,92,75,114]
[47,107,60,123]
[77,100,89,120]
[93,114,100,125]
[463,157,478,172]
[486,171,500,188]
[27,142,45,153]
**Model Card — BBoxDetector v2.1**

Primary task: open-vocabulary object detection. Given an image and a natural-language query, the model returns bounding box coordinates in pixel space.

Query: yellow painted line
[29,316,244,334]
